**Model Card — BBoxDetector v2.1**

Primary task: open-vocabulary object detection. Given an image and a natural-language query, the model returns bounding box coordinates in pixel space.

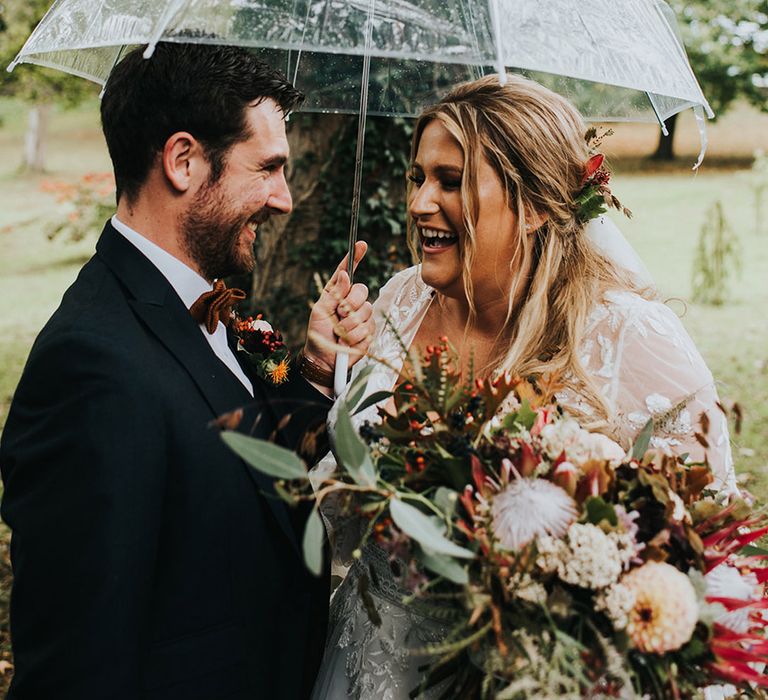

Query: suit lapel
[96,223,301,556]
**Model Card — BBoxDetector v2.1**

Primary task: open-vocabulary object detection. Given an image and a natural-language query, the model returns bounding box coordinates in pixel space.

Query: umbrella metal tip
[142,43,157,60]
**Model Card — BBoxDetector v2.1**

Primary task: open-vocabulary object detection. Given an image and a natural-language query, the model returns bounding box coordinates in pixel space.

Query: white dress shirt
[111,215,254,396]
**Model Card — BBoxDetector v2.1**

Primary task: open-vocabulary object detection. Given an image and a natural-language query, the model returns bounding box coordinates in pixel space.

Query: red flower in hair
[582,153,605,184]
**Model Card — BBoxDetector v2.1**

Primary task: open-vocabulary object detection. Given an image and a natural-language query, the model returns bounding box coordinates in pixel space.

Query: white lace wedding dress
[310,264,737,700]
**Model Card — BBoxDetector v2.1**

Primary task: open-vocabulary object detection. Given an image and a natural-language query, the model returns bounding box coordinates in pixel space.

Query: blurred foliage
[747,149,768,235]
[672,0,768,116]
[0,0,96,105]
[41,172,116,242]
[288,115,413,295]
[692,201,742,305]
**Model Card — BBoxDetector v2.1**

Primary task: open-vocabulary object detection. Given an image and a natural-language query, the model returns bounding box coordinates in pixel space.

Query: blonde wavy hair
[407,74,652,421]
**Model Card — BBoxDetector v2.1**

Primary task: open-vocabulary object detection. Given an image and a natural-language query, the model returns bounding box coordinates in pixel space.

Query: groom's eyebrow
[259,155,288,170]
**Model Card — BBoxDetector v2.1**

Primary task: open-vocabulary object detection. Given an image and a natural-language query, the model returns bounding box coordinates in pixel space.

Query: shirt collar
[111,215,212,309]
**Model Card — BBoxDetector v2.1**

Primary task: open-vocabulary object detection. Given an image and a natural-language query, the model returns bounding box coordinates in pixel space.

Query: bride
[311,74,737,699]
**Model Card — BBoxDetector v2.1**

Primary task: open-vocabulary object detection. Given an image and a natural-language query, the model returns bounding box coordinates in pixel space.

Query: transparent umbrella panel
[14,0,711,123]
[258,50,696,124]
[10,0,713,393]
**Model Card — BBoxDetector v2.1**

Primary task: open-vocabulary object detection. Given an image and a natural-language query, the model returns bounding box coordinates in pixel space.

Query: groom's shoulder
[31,254,140,362]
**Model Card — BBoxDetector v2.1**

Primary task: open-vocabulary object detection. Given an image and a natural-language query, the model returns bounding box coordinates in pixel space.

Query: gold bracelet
[296,349,335,388]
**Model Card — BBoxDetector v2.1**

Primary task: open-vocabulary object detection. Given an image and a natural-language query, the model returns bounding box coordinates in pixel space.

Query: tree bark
[23,103,51,173]
[248,113,353,345]
[651,112,679,161]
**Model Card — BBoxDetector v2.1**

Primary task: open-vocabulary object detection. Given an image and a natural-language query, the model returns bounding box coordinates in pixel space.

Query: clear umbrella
[8,0,714,393]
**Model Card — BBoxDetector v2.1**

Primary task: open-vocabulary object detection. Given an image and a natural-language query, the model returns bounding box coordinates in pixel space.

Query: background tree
[655,0,768,160]
[0,0,96,172]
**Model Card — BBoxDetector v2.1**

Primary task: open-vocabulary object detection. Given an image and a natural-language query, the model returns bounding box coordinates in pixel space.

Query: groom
[0,44,373,699]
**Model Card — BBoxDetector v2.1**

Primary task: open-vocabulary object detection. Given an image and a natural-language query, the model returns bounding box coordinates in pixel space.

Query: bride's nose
[408,183,440,218]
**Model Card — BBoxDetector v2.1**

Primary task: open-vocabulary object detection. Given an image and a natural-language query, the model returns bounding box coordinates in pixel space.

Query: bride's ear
[523,208,549,234]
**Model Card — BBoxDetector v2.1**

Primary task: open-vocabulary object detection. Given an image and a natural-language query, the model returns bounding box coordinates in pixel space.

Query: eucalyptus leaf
[303,507,325,576]
[333,404,377,487]
[344,365,375,413]
[631,418,654,460]
[434,487,459,518]
[419,547,469,584]
[389,498,474,559]
[352,390,393,416]
[221,431,307,480]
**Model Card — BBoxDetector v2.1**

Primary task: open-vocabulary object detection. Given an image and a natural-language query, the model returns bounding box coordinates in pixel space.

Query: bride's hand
[304,241,375,374]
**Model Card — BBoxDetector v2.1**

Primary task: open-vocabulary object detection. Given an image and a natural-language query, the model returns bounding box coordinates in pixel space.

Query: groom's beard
[179,180,268,281]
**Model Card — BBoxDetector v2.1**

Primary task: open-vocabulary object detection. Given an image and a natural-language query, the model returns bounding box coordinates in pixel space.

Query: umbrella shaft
[347,0,375,282]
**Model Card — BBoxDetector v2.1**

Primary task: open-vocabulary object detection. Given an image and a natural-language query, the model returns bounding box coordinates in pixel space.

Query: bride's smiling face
[408,119,519,303]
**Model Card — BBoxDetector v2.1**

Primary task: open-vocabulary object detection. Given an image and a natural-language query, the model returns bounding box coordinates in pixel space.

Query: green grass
[0,96,766,692]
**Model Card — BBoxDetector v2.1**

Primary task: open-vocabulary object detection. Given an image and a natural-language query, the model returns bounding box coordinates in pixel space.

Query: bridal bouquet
[222,340,768,699]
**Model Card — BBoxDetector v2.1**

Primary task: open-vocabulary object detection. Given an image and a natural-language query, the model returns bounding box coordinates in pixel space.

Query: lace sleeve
[604,295,736,493]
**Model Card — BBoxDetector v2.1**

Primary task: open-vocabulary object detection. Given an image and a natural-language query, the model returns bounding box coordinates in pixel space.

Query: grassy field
[0,96,766,690]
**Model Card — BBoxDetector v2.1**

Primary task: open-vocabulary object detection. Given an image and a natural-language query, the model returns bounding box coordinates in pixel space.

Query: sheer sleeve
[579,292,736,493]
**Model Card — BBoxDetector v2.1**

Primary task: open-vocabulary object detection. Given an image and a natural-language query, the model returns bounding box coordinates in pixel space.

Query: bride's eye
[407,172,424,186]
[442,178,462,191]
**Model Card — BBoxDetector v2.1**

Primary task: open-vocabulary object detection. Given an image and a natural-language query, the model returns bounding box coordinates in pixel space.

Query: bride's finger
[335,302,373,335]
[337,283,369,319]
[332,241,368,280]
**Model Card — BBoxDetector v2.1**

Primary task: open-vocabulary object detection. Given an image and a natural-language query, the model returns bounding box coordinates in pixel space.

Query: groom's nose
[267,171,292,215]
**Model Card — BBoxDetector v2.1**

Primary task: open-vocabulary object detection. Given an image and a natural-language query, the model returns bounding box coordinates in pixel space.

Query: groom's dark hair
[101,43,304,203]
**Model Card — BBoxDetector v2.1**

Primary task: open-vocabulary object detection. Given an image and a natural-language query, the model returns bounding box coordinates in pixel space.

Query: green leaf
[221,431,307,480]
[352,390,393,416]
[518,400,537,430]
[334,404,377,487]
[742,544,768,557]
[433,487,459,518]
[389,498,474,559]
[344,365,375,413]
[583,497,618,527]
[631,418,654,460]
[303,507,325,576]
[419,547,469,584]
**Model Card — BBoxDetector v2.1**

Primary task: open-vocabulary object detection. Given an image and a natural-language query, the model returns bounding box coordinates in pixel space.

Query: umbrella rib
[143,0,191,59]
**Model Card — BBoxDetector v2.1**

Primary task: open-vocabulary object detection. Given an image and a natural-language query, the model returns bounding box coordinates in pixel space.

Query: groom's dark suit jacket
[0,222,331,700]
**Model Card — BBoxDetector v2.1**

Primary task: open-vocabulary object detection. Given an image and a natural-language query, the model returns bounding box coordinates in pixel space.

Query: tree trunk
[651,112,678,161]
[248,113,353,345]
[23,103,51,173]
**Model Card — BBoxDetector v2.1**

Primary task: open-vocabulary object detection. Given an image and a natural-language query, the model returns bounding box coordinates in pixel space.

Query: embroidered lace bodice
[310,265,736,700]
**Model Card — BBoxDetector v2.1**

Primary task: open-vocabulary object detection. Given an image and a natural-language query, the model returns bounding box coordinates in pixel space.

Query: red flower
[582,154,605,184]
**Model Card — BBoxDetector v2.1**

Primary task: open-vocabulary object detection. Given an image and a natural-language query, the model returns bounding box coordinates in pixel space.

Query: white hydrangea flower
[595,583,636,630]
[537,523,622,589]
[539,419,625,467]
[507,572,548,605]
[608,531,641,570]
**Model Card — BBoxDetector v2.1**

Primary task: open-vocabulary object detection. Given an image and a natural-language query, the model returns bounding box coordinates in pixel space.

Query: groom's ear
[162,132,206,194]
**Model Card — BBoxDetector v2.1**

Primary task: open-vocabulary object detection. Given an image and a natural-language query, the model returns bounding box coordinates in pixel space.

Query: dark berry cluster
[359,420,382,443]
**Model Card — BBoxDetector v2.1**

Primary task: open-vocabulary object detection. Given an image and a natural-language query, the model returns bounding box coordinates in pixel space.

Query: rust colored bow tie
[189,279,246,334]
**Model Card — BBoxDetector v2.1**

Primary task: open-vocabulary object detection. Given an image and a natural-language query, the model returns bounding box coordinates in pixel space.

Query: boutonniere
[232,315,290,385]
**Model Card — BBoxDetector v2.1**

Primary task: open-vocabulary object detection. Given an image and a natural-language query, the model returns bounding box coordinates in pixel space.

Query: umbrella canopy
[9,0,714,393]
[11,0,712,125]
